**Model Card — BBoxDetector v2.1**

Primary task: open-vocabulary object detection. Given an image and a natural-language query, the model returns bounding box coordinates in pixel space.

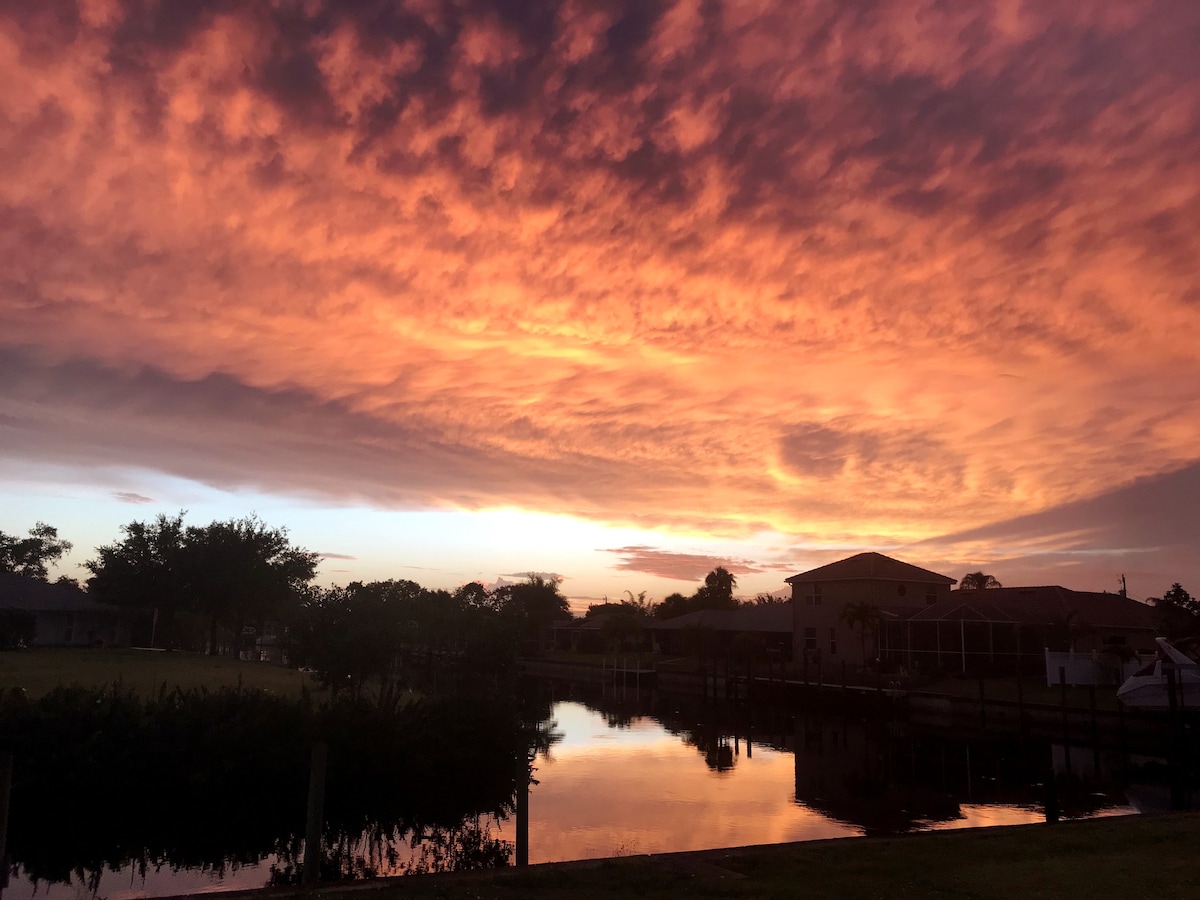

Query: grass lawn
[0,647,322,699]
[294,813,1199,900]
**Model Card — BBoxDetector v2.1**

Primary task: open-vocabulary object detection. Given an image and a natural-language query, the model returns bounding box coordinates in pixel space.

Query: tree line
[4,519,1199,661]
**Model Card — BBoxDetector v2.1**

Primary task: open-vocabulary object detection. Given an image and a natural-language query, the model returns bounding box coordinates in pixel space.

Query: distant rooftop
[885,585,1157,630]
[786,552,956,586]
[650,603,793,633]
[0,572,117,614]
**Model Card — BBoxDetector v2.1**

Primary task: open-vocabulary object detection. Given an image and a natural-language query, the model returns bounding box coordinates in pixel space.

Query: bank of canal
[164,812,1200,900]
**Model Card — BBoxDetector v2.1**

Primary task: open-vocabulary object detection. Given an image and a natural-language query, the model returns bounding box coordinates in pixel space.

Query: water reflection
[511,681,1138,863]
[5,681,1154,899]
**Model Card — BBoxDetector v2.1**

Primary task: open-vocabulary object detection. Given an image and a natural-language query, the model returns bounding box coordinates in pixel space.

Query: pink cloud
[599,546,771,582]
[1,2,1198,590]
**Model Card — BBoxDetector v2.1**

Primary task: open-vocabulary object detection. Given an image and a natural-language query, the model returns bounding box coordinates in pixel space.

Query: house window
[829,628,837,655]
[925,590,938,606]
[806,585,823,606]
[804,627,817,651]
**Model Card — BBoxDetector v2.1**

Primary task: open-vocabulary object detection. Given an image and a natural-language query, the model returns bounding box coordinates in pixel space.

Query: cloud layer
[3,1,1199,579]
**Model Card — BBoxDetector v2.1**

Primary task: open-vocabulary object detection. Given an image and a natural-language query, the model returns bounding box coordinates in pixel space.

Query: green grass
[307,813,1199,899]
[0,647,322,699]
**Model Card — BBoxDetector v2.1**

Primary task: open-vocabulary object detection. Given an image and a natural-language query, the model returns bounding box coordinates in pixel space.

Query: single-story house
[0,572,135,647]
[649,603,793,660]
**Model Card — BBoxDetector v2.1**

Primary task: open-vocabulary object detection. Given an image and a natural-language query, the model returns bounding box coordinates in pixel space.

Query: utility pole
[1119,574,1127,598]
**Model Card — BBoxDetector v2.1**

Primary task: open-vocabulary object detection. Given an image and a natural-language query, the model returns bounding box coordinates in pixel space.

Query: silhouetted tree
[959,571,1002,590]
[183,516,320,657]
[750,592,787,605]
[1153,583,1200,639]
[583,593,653,652]
[654,592,691,620]
[86,513,190,633]
[622,589,655,616]
[454,581,500,614]
[88,512,317,654]
[840,601,882,666]
[0,522,72,580]
[691,566,740,611]
[288,581,411,701]
[600,610,646,652]
[495,575,571,651]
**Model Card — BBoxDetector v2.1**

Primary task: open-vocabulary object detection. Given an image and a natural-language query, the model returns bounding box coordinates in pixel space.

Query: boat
[1116,637,1200,710]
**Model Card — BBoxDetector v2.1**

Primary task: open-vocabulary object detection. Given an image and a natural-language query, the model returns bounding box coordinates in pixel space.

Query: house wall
[791,578,953,666]
[1070,628,1159,656]
[33,611,130,647]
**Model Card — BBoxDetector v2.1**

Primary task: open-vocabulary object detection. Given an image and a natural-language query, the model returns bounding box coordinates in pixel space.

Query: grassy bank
[258,813,1197,899]
[0,647,320,698]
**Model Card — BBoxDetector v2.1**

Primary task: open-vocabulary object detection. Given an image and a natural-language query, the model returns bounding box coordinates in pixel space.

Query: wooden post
[1088,684,1100,772]
[516,764,530,866]
[1058,667,1071,773]
[978,677,987,730]
[303,743,328,888]
[0,751,11,885]
[1117,697,1128,766]
[1044,767,1060,824]
[1014,673,1028,776]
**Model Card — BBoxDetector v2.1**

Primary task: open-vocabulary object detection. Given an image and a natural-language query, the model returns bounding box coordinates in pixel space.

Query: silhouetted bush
[0,685,529,885]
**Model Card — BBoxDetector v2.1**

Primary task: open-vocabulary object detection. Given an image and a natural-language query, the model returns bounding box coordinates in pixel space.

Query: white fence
[1044,649,1153,687]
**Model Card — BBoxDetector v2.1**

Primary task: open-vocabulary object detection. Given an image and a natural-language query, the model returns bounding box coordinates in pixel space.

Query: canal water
[7,683,1145,900]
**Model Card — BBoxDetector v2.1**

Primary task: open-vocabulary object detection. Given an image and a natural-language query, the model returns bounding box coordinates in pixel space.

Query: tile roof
[886,586,1157,630]
[0,572,120,614]
[786,552,956,586]
[650,603,794,633]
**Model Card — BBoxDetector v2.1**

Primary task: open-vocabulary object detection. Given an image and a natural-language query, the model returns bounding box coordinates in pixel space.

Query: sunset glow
[3,1,1198,600]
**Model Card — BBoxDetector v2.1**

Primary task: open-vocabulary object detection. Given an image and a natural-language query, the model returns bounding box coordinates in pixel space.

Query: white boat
[1116,637,1200,710]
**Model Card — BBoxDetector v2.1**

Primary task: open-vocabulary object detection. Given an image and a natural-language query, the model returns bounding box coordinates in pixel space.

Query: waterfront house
[877,585,1159,676]
[787,552,957,668]
[649,603,794,659]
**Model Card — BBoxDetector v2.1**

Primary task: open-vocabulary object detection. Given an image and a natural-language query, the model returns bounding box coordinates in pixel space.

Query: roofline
[785,573,956,585]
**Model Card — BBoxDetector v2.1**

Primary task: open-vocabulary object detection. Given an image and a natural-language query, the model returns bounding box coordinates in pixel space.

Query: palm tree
[840,601,882,667]
[692,567,739,611]
[959,571,1002,590]
[705,566,737,599]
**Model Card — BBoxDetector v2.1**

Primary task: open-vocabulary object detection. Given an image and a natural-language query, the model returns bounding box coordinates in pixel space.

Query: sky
[2,0,1199,610]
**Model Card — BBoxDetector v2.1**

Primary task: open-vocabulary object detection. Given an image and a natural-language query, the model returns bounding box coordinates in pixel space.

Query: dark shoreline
[153,812,1200,900]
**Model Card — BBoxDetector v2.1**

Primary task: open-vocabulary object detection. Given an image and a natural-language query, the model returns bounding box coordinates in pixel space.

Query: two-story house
[787,552,957,666]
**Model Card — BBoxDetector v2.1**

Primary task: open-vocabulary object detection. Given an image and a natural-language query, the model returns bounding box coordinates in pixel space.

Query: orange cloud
[2,2,1199,583]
